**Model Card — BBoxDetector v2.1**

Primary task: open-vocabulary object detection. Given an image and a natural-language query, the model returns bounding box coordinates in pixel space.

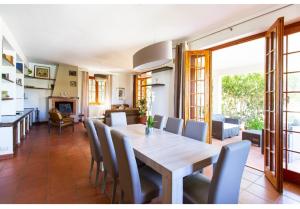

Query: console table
[0,108,34,159]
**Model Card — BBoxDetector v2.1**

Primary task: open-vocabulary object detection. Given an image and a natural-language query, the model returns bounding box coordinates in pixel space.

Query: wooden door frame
[264,17,284,193]
[184,50,212,144]
[282,21,300,184]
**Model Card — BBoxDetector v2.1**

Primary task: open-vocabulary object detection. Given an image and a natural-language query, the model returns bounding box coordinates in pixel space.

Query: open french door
[264,17,284,193]
[184,50,212,143]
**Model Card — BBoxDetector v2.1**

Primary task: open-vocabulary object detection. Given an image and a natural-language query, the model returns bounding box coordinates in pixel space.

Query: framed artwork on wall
[69,70,77,76]
[34,65,50,79]
[117,88,125,100]
[70,81,77,87]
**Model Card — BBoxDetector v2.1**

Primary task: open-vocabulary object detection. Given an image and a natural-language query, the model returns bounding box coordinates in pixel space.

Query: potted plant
[145,115,155,135]
[137,98,147,124]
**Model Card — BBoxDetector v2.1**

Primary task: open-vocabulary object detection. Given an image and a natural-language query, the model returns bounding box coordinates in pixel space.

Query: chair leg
[95,161,100,186]
[89,157,94,179]
[101,169,107,193]
[111,178,118,204]
[59,125,62,135]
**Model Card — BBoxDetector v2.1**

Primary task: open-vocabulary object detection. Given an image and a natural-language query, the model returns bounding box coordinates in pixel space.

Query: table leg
[162,172,183,204]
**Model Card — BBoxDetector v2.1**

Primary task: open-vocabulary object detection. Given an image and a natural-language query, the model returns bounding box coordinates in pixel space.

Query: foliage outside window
[222,73,264,130]
[135,72,152,114]
[89,77,106,105]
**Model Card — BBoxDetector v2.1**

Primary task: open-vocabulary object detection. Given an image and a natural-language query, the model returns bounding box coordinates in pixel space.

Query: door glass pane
[197,81,204,93]
[286,152,300,173]
[287,52,300,72]
[190,81,196,94]
[285,93,300,112]
[288,32,300,53]
[287,72,300,91]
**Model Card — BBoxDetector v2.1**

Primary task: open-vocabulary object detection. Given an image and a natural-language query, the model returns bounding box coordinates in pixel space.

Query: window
[89,77,106,105]
[135,72,152,104]
[135,72,152,114]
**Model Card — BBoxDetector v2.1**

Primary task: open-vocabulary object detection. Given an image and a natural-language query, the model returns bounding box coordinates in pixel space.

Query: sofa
[212,114,240,140]
[104,107,139,126]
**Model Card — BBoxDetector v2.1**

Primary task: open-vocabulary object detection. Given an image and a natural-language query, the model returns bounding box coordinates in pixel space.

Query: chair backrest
[183,120,207,142]
[49,110,63,123]
[208,140,251,204]
[165,117,183,134]
[111,129,142,204]
[111,112,127,127]
[153,115,165,129]
[94,120,118,179]
[85,118,102,162]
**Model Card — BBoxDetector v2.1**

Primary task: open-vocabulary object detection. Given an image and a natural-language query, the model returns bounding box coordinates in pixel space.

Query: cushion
[212,114,225,122]
[224,123,239,130]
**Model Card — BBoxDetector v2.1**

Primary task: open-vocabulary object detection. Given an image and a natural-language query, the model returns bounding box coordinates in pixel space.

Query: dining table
[112,124,220,204]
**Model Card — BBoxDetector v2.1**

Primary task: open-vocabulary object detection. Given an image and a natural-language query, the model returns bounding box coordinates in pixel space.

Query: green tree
[222,73,264,130]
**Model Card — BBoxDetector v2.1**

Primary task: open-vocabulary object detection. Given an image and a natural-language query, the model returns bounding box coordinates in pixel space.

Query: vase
[145,127,154,135]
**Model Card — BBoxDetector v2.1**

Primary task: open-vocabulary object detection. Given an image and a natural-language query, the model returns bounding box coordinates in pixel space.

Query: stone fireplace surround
[48,96,79,122]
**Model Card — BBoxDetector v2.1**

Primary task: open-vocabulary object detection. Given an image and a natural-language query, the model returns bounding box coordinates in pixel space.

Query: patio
[212,133,264,171]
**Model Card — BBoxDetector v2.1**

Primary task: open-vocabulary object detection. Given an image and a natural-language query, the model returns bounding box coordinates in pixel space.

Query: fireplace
[55,101,73,114]
[48,96,79,121]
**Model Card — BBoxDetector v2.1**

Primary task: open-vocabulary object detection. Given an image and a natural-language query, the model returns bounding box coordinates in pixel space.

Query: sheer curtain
[105,75,112,109]
[81,71,89,120]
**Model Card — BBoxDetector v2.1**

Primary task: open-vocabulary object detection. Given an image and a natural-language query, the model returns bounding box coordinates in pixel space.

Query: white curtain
[81,71,89,119]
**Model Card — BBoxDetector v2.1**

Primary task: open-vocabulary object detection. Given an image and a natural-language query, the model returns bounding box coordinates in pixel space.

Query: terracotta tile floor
[0,123,299,204]
[212,133,264,171]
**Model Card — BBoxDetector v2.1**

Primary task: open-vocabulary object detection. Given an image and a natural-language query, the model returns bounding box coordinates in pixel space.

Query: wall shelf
[2,77,15,83]
[2,97,14,101]
[24,86,53,90]
[142,83,165,87]
[24,75,56,81]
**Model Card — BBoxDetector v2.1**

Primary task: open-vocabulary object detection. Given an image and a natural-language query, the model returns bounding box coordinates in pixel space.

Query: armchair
[212,114,240,140]
[48,108,75,135]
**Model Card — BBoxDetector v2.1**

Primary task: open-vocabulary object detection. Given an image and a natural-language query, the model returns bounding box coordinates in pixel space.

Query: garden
[222,73,264,130]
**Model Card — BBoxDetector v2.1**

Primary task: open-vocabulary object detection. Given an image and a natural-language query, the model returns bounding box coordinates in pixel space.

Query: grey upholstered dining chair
[94,120,119,203]
[183,140,251,204]
[84,119,103,186]
[153,115,165,129]
[111,129,162,204]
[165,117,184,134]
[111,112,127,127]
[183,120,208,142]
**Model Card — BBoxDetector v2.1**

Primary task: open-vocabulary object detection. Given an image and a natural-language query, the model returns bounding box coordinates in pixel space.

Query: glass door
[185,50,212,143]
[283,29,300,184]
[264,17,284,193]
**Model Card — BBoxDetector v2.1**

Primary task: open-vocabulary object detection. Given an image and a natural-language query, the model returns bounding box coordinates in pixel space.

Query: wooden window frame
[88,76,106,105]
[206,21,300,52]
[134,74,152,106]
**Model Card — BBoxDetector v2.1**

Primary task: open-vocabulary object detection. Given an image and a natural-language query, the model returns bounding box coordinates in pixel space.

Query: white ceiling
[0,4,277,73]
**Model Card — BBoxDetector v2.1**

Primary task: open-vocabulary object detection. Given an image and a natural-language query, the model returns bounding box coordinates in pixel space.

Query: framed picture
[34,65,50,79]
[117,88,125,100]
[70,81,77,87]
[69,70,77,76]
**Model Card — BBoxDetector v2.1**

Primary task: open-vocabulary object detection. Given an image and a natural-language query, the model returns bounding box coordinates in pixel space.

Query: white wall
[188,5,300,50]
[151,69,174,118]
[24,62,57,122]
[111,73,133,106]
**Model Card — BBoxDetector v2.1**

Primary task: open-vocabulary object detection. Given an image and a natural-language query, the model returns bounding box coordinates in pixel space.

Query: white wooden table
[112,124,220,204]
